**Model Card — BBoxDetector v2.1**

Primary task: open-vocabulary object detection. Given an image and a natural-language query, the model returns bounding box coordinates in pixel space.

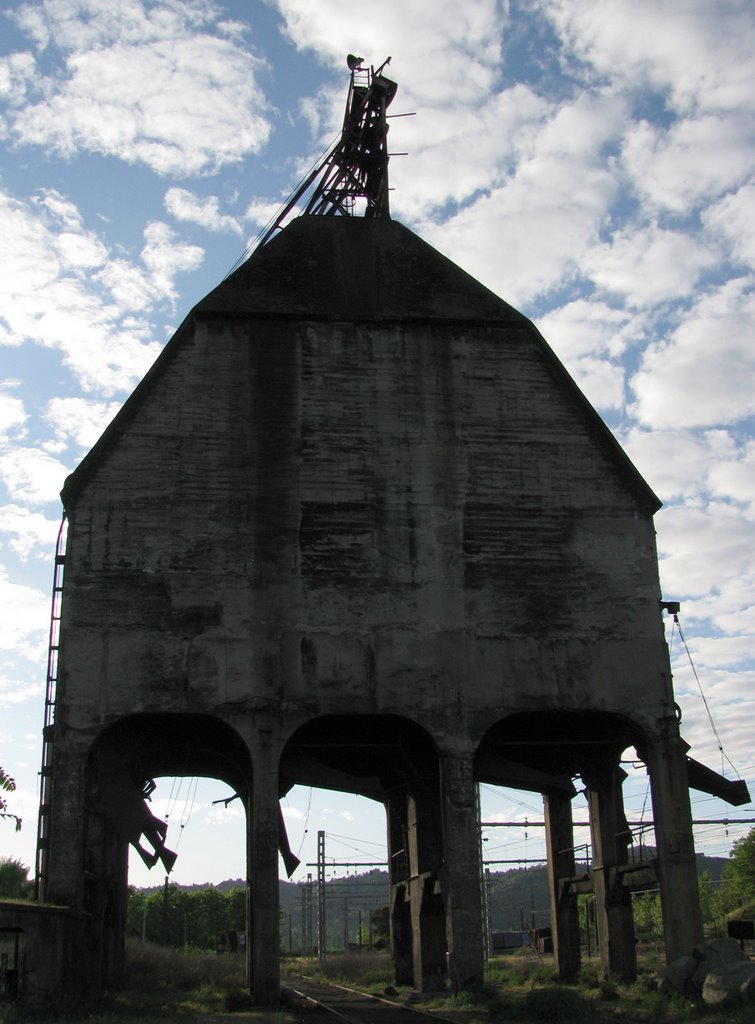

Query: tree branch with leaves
[1,766,22,832]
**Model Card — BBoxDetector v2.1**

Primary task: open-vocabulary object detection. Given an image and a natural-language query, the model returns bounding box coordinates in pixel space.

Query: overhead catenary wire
[670,611,741,779]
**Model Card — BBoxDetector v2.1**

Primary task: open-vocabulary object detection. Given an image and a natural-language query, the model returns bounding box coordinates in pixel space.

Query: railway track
[284,975,444,1024]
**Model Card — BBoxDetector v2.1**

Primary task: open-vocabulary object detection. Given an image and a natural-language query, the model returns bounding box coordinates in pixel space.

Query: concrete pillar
[584,763,636,982]
[439,751,484,991]
[646,733,704,961]
[408,787,446,989]
[415,877,447,990]
[247,730,281,1005]
[543,790,580,979]
[387,785,447,990]
[386,789,413,985]
[44,739,89,909]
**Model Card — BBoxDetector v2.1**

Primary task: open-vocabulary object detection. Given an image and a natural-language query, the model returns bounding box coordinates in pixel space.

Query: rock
[702,961,755,1007]
[691,936,748,989]
[657,955,697,994]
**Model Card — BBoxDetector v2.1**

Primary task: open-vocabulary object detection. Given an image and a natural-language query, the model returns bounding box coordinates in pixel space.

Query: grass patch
[283,951,395,993]
[5,946,755,1024]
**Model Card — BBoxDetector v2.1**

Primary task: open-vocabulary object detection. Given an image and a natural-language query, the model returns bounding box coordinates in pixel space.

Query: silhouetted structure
[27,60,748,1004]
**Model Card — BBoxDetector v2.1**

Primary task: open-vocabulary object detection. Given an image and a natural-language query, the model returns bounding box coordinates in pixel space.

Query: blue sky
[1,0,754,891]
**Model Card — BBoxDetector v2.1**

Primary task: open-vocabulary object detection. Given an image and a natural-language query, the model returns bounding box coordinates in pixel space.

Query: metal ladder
[34,513,68,900]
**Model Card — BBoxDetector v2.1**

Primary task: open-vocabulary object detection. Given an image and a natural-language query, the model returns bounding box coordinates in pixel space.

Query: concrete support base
[439,753,484,992]
[585,764,637,982]
[248,741,281,1005]
[387,781,447,991]
[544,790,581,979]
[647,732,704,962]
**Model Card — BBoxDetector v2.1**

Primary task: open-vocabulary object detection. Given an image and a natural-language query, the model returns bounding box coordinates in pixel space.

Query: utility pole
[317,831,326,959]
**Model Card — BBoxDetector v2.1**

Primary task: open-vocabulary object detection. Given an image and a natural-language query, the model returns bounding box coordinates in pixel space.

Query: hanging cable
[295,787,313,857]
[673,612,741,778]
[166,776,184,821]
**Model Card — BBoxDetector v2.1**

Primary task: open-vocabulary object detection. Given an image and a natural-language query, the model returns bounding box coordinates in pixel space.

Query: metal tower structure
[257,56,397,247]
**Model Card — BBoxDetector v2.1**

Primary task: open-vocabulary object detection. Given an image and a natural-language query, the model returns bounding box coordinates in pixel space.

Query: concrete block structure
[37,213,716,1002]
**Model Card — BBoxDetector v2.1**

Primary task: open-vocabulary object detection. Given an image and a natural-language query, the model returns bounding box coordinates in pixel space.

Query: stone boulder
[691,936,749,990]
[702,961,755,1008]
[657,954,697,994]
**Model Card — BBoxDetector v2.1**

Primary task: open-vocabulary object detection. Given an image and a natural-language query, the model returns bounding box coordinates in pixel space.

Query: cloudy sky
[1,0,753,892]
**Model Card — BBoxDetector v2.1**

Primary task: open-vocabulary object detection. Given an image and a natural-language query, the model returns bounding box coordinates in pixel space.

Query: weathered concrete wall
[57,317,667,741]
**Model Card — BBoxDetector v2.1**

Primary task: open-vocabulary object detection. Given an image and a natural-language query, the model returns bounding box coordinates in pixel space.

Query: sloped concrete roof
[197,215,529,323]
[62,215,660,511]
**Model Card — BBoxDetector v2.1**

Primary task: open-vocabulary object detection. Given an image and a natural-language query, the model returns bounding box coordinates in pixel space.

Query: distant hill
[132,852,729,951]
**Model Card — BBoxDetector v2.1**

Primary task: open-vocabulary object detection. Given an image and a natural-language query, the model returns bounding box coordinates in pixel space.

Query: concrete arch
[279,714,481,992]
[475,708,648,794]
[279,712,440,801]
[78,713,253,992]
[89,711,253,791]
[473,709,698,983]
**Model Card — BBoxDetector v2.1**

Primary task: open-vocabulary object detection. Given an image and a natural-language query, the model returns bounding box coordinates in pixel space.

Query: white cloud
[622,428,735,503]
[95,260,156,313]
[541,0,755,115]
[54,230,108,269]
[244,198,288,230]
[277,0,505,104]
[391,84,551,222]
[0,188,192,394]
[45,397,123,451]
[708,441,755,513]
[164,187,242,235]
[656,502,755,600]
[566,356,625,412]
[0,51,36,110]
[0,447,69,505]
[702,184,755,271]
[536,299,645,361]
[535,300,653,411]
[9,1,273,176]
[0,505,60,561]
[416,92,627,304]
[622,115,755,215]
[0,389,28,442]
[630,278,755,428]
[140,221,204,300]
[583,224,718,308]
[684,579,755,636]
[0,565,49,661]
[281,805,305,821]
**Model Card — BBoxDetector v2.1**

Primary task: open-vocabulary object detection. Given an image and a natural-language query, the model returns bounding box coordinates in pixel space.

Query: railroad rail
[284,975,444,1024]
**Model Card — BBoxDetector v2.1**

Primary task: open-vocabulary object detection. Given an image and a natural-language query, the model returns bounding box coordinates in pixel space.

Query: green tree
[0,767,21,831]
[632,890,663,937]
[0,857,33,899]
[723,828,755,908]
[370,905,389,949]
[127,884,248,949]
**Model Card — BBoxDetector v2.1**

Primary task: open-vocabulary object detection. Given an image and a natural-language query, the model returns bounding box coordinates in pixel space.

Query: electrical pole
[317,830,326,959]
